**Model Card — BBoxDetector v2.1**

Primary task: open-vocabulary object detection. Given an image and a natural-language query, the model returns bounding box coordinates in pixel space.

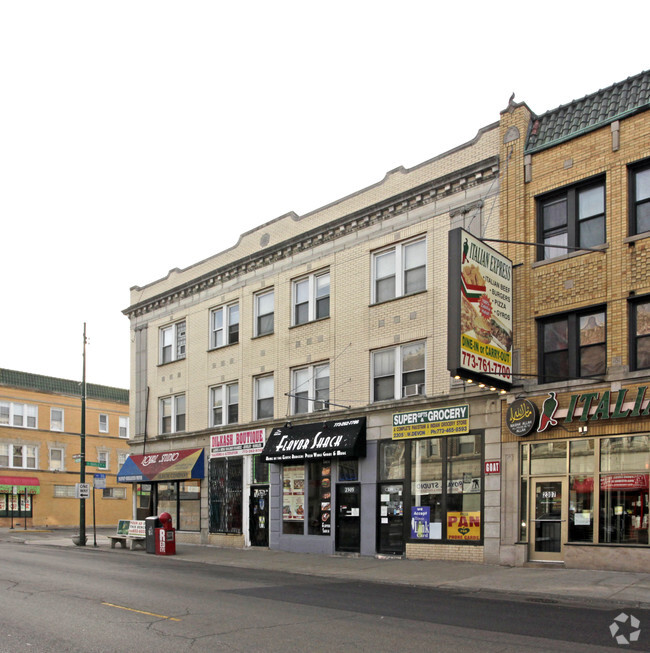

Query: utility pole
[77,323,88,546]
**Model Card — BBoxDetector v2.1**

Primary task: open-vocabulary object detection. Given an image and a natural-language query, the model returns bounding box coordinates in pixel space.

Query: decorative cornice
[124,156,499,319]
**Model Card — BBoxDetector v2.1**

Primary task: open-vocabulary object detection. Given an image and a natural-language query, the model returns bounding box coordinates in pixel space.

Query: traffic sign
[72,454,83,461]
[75,483,91,499]
[93,473,106,489]
[86,461,106,468]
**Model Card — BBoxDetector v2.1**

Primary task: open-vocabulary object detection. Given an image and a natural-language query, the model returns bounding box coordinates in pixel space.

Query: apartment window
[103,487,127,499]
[119,416,129,439]
[97,451,109,470]
[373,237,426,303]
[537,178,605,260]
[99,414,109,433]
[49,448,64,471]
[160,320,186,364]
[1,444,37,469]
[160,394,186,434]
[118,451,129,467]
[372,341,425,402]
[210,382,239,426]
[630,297,650,370]
[539,309,606,384]
[255,375,274,420]
[0,402,38,429]
[210,302,239,348]
[629,160,650,235]
[254,289,274,336]
[291,363,330,414]
[50,408,64,431]
[293,271,330,325]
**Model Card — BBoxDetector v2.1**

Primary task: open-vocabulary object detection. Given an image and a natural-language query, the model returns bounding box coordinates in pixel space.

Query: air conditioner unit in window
[403,384,424,398]
[313,400,328,411]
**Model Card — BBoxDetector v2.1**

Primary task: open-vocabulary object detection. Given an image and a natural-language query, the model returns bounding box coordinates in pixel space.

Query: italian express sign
[448,228,513,390]
[393,405,469,440]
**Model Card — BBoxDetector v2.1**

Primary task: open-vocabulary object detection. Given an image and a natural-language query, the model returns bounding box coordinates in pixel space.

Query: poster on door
[447,511,481,540]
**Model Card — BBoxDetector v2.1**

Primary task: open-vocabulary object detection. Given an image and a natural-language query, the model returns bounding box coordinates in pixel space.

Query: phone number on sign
[461,351,511,379]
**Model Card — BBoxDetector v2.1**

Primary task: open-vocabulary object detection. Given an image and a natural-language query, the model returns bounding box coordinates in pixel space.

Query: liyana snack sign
[448,228,513,390]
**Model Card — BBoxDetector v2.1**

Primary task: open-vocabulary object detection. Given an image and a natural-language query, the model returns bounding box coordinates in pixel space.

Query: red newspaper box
[154,511,176,555]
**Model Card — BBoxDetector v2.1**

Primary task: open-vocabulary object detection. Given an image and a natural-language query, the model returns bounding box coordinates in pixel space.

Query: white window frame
[97,450,109,470]
[99,414,109,433]
[371,341,426,402]
[119,416,129,438]
[254,289,274,337]
[291,362,330,414]
[159,393,186,434]
[372,237,427,303]
[292,270,330,326]
[53,485,76,498]
[50,408,64,432]
[49,447,64,471]
[254,375,274,420]
[210,302,240,349]
[159,320,187,364]
[103,487,127,499]
[210,382,239,427]
[2,444,38,469]
[0,402,38,429]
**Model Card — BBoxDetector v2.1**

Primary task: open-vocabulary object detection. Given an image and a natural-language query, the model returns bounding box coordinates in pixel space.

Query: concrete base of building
[564,544,650,572]
[406,543,485,564]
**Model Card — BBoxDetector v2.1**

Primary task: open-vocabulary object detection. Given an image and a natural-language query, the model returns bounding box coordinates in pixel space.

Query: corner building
[0,369,131,527]
[124,123,506,563]
[498,71,650,571]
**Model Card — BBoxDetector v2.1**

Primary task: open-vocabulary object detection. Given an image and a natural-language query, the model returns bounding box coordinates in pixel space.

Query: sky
[1,2,648,390]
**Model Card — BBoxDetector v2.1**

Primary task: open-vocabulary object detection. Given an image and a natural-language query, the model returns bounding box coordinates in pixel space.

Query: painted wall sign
[447,228,513,391]
[392,405,469,440]
[506,399,539,436]
[484,461,500,474]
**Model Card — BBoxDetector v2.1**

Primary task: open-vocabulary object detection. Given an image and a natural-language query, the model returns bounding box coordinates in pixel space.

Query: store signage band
[392,405,469,440]
[210,429,265,458]
[508,385,650,436]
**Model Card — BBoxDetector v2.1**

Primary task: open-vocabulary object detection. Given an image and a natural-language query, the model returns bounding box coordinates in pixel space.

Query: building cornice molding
[124,156,499,319]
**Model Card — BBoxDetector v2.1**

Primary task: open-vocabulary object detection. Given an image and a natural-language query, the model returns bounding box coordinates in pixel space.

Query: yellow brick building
[498,71,650,571]
[0,369,132,528]
[124,122,506,563]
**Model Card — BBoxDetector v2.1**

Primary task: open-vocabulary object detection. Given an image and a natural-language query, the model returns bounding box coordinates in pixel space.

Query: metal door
[377,483,404,555]
[249,486,269,547]
[529,478,567,562]
[335,483,361,552]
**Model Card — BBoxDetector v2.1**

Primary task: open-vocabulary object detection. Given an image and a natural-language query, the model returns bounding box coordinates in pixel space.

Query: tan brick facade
[0,372,131,528]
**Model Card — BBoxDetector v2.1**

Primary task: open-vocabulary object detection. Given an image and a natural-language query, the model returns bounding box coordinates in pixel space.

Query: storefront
[385,405,486,560]
[117,448,204,534]
[261,417,368,555]
[208,428,268,547]
[0,475,39,526]
[503,385,650,571]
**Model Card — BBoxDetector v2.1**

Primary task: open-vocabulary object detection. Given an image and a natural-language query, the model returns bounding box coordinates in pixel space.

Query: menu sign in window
[282,465,304,522]
[320,461,332,535]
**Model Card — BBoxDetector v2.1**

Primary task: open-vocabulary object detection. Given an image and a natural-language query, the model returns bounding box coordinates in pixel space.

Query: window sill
[207,342,239,353]
[532,242,609,268]
[157,358,186,369]
[624,232,650,245]
[565,541,648,548]
[369,288,427,307]
[289,315,330,330]
[252,332,274,340]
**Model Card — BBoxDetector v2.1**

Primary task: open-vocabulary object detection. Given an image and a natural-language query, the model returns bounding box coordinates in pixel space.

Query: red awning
[0,476,40,494]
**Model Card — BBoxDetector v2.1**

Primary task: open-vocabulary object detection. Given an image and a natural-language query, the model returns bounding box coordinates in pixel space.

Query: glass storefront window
[380,440,405,480]
[520,443,528,475]
[570,439,594,474]
[339,459,358,481]
[411,438,443,540]
[599,475,649,544]
[179,480,201,531]
[530,441,567,475]
[569,475,594,542]
[209,458,242,534]
[252,454,269,484]
[308,460,331,535]
[157,482,177,519]
[282,465,305,535]
[520,477,528,541]
[601,435,649,472]
[446,435,481,542]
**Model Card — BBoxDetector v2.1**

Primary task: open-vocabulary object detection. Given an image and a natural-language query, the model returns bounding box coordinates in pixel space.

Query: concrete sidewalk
[3,527,650,610]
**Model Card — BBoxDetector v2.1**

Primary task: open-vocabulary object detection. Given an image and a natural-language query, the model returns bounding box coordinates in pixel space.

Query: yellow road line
[102,602,181,621]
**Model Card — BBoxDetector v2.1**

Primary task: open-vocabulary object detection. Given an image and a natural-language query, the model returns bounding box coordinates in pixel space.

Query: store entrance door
[529,478,567,562]
[377,483,404,555]
[249,486,269,547]
[336,483,360,553]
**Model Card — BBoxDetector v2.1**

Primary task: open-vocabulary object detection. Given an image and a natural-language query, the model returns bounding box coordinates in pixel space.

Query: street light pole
[77,323,88,546]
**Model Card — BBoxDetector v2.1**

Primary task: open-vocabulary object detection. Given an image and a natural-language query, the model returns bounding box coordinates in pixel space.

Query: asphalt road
[0,542,647,652]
